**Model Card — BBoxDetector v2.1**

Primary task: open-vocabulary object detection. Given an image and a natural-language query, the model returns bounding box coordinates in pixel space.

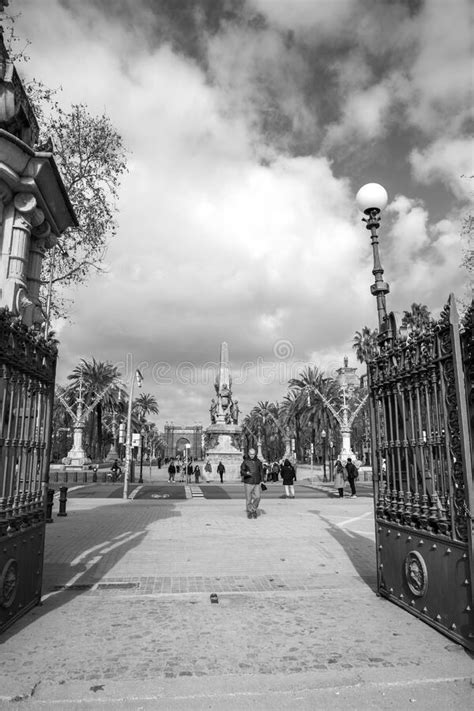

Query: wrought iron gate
[368,296,473,650]
[0,308,57,634]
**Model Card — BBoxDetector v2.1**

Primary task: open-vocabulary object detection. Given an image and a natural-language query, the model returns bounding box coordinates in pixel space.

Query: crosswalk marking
[189,486,204,498]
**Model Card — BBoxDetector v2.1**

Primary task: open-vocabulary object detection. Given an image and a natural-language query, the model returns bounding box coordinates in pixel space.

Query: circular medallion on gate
[0,558,19,608]
[404,551,428,597]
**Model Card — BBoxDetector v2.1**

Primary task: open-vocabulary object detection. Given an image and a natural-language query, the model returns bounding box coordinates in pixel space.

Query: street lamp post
[356,183,396,342]
[310,442,314,474]
[329,439,334,481]
[184,443,191,483]
[139,426,146,484]
[257,426,263,460]
[321,429,327,481]
[123,369,143,500]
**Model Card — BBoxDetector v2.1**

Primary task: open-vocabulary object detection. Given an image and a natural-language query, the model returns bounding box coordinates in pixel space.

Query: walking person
[167,459,176,483]
[346,458,358,498]
[217,461,225,483]
[204,459,212,481]
[186,461,193,484]
[281,458,296,498]
[240,448,263,519]
[194,464,201,484]
[271,461,280,482]
[334,460,345,498]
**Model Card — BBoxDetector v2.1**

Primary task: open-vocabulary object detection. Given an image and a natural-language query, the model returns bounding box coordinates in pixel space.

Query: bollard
[46,488,54,523]
[57,486,68,516]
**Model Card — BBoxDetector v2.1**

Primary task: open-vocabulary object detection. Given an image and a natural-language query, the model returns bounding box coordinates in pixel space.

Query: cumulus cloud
[410,138,474,201]
[12,0,471,427]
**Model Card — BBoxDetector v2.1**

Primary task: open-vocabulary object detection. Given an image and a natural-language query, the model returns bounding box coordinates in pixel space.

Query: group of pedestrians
[169,450,358,519]
[240,449,297,519]
[333,458,359,498]
[167,458,202,484]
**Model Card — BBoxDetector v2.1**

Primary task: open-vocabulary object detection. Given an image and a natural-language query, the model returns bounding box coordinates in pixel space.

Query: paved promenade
[0,478,472,710]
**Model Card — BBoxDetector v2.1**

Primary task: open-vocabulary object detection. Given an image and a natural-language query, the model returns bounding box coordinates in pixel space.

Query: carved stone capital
[14,192,37,214]
[0,178,12,204]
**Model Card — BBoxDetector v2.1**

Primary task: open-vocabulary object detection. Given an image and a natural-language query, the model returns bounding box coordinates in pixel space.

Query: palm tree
[243,401,283,461]
[288,366,338,462]
[68,358,123,460]
[279,391,303,460]
[352,326,379,364]
[401,303,433,334]
[134,393,159,423]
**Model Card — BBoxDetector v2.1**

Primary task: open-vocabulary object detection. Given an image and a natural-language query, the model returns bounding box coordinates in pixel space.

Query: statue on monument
[212,341,235,423]
[205,342,243,478]
[230,399,240,425]
[209,398,218,424]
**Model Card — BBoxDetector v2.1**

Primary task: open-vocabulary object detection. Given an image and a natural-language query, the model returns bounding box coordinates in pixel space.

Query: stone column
[2,194,38,324]
[27,219,56,326]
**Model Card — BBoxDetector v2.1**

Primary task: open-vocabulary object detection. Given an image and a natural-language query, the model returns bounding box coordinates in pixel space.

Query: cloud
[12,0,471,428]
[206,21,319,155]
[323,77,397,149]
[384,196,464,309]
[404,0,472,134]
[248,0,357,36]
[410,138,474,201]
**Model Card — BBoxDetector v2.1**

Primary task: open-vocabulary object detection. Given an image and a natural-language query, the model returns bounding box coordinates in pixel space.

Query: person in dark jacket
[167,460,176,483]
[217,461,225,483]
[346,458,358,497]
[271,461,280,482]
[281,459,296,498]
[240,448,263,518]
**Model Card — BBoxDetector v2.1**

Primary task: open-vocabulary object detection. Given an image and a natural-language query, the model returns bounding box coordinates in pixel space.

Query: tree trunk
[295,414,301,462]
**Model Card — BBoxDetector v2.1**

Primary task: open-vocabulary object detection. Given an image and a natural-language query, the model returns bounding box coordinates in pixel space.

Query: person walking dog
[240,448,263,519]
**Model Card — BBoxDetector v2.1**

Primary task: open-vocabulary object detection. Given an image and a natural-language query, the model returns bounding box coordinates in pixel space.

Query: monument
[205,342,242,479]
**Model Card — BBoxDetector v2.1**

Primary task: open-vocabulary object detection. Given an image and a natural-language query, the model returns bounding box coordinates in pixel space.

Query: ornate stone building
[0,19,76,633]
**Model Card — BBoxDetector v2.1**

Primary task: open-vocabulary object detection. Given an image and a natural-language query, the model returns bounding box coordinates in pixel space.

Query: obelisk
[205,342,242,479]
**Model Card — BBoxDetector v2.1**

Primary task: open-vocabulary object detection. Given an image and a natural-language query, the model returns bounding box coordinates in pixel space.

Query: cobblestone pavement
[0,495,472,709]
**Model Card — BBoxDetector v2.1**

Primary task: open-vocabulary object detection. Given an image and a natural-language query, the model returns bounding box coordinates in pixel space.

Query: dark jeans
[338,487,344,497]
[348,477,356,495]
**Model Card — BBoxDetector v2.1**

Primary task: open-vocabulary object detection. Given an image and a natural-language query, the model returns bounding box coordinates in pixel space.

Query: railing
[368,296,473,649]
[369,298,471,542]
[0,308,57,630]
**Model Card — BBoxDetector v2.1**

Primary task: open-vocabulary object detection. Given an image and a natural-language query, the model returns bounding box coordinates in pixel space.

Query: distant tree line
[52,358,162,463]
[243,303,436,463]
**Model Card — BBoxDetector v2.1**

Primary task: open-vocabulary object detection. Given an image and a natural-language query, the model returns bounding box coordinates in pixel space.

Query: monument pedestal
[63,424,91,467]
[205,421,242,480]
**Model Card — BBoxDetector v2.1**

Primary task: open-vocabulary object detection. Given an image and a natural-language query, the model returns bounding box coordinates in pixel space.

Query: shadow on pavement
[308,509,377,591]
[1,501,181,641]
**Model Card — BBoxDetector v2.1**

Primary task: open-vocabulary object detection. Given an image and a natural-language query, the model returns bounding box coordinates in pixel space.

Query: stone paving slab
[0,495,472,708]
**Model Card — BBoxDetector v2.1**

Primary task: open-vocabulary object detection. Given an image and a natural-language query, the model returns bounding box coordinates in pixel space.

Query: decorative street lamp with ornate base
[355,183,397,342]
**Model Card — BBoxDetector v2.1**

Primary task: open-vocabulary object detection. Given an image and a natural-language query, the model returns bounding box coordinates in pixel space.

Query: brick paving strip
[0,496,472,710]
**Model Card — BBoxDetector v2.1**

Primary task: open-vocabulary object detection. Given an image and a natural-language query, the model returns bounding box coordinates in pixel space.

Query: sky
[10,0,473,430]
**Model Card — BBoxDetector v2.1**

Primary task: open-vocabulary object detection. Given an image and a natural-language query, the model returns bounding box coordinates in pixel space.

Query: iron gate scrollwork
[368,296,473,650]
[0,307,57,634]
